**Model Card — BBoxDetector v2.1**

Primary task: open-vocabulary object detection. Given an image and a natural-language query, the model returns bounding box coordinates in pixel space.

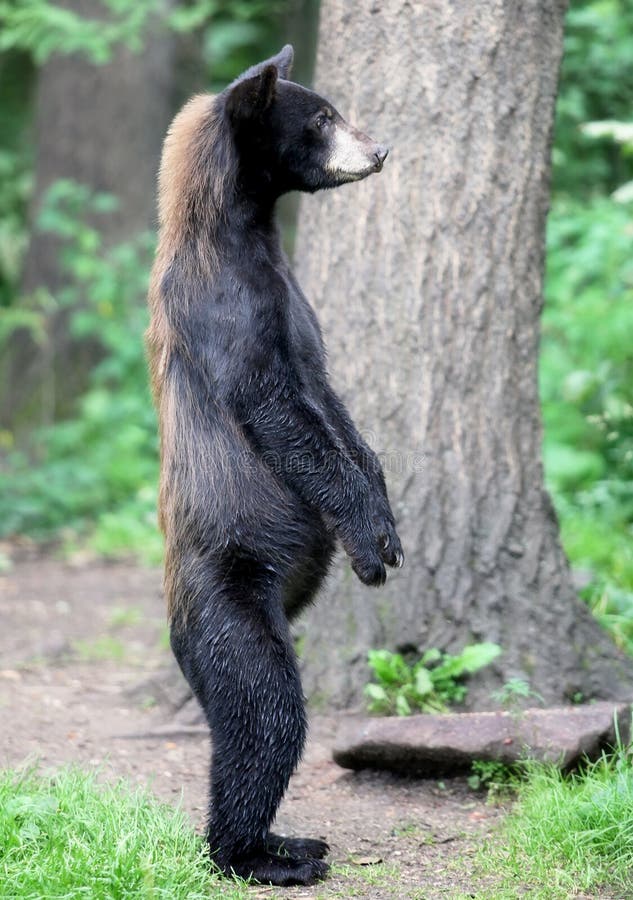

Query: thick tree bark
[293,0,633,708]
[1,1,177,429]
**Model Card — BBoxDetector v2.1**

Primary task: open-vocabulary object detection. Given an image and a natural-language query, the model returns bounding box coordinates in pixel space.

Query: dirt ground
[0,550,508,899]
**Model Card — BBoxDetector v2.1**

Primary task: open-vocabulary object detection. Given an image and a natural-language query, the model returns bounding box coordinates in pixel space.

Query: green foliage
[0,53,34,306]
[73,635,127,663]
[0,181,161,562]
[467,760,521,798]
[543,4,633,658]
[0,0,156,64]
[541,193,633,654]
[365,644,501,716]
[0,765,247,898]
[0,0,287,77]
[542,198,633,490]
[479,735,633,896]
[491,678,544,713]
[554,0,633,196]
[0,150,32,302]
[195,0,286,91]
[0,0,287,299]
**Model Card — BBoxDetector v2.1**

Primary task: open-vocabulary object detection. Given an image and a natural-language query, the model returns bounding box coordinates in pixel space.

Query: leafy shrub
[0,0,287,81]
[542,197,633,490]
[0,181,161,562]
[0,0,154,63]
[553,0,633,196]
[542,193,633,653]
[537,2,633,657]
[468,760,521,797]
[365,643,501,716]
[0,149,32,307]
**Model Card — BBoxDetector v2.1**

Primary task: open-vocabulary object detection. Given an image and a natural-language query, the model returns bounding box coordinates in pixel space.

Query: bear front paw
[351,552,387,587]
[377,525,404,569]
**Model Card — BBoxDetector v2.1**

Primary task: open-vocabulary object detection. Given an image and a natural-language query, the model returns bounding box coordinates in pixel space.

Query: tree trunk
[293,0,633,708]
[0,1,178,429]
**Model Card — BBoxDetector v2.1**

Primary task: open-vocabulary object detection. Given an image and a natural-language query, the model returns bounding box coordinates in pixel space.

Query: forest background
[0,0,632,660]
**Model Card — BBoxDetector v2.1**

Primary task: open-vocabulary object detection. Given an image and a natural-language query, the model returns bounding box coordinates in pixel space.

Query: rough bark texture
[1,1,177,428]
[293,0,633,708]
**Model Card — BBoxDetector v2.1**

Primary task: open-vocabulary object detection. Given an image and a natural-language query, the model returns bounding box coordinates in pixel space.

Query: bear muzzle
[326,126,390,181]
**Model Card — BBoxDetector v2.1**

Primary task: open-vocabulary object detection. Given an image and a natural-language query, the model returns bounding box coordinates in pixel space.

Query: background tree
[0,0,178,428]
[293,0,633,707]
[0,0,316,432]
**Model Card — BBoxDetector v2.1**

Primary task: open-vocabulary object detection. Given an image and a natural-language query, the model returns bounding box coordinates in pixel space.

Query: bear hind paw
[267,832,329,859]
[228,850,329,885]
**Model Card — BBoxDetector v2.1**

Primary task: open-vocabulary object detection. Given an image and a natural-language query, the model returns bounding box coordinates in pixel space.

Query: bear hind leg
[171,563,328,886]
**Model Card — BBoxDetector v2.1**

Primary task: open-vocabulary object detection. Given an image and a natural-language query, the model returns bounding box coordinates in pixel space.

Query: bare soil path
[0,552,507,898]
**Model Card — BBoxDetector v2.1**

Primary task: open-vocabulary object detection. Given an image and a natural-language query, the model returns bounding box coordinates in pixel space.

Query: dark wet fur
[146,45,402,886]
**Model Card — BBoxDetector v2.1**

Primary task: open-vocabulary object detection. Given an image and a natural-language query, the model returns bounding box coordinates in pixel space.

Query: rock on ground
[333,702,632,775]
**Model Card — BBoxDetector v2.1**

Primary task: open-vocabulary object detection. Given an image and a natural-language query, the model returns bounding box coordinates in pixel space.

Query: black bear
[146,44,403,886]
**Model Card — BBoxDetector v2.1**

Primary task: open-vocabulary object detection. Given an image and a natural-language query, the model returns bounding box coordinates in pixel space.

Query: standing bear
[146,44,403,886]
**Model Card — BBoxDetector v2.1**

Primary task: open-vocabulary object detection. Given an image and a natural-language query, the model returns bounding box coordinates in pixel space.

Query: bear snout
[372,145,389,171]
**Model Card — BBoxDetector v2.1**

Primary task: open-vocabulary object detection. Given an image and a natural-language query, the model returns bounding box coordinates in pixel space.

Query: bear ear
[271,44,294,80]
[234,45,294,83]
[226,64,278,122]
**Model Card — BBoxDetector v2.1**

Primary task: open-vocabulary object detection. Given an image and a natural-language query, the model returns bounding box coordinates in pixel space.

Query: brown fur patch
[146,92,230,400]
[145,90,240,619]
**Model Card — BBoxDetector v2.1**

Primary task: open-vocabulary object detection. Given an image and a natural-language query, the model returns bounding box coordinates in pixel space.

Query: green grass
[478,738,633,898]
[322,863,402,898]
[0,766,247,899]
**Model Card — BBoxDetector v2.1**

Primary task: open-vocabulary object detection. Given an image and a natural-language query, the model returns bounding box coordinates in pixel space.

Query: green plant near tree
[364,643,502,716]
[491,677,544,715]
[467,760,522,798]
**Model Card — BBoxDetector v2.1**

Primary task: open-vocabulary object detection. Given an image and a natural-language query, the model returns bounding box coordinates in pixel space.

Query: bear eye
[315,114,329,130]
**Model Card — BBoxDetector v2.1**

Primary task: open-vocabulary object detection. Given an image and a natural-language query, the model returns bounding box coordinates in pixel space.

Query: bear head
[223,44,389,197]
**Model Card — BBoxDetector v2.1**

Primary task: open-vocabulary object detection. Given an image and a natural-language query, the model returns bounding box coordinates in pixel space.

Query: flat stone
[333,702,632,775]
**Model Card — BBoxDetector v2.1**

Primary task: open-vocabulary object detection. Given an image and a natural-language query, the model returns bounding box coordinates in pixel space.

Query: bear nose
[373,145,389,170]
